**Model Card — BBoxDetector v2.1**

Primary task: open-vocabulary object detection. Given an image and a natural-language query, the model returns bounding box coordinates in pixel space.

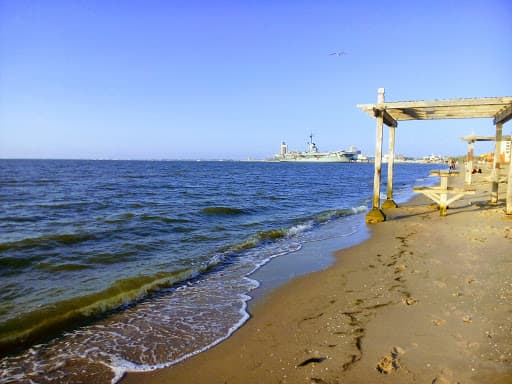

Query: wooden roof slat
[371,96,512,108]
[461,135,512,142]
[357,96,512,123]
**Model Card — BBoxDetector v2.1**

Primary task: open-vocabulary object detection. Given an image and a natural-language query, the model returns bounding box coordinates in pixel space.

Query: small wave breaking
[0,268,200,357]
[0,233,96,253]
[201,206,248,215]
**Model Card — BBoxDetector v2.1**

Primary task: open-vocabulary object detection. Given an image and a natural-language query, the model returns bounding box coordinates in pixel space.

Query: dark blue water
[0,160,440,383]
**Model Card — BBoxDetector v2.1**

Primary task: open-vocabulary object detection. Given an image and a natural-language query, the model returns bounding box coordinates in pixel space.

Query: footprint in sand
[297,357,326,367]
[376,346,404,374]
[376,355,395,374]
[432,368,455,384]
[403,297,418,306]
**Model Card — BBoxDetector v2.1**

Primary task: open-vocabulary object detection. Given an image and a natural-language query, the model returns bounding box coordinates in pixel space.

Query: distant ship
[274,134,360,162]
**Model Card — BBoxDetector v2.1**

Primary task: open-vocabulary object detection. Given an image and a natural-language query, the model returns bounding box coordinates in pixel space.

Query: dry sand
[122,169,512,384]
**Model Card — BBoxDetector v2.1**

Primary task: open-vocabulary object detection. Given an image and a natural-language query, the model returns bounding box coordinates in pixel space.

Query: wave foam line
[110,291,253,382]
[0,269,200,357]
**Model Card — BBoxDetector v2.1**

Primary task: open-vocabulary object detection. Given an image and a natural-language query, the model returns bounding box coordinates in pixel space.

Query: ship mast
[308,133,317,153]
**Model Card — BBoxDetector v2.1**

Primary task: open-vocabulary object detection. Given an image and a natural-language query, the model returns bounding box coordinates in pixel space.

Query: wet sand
[122,168,512,384]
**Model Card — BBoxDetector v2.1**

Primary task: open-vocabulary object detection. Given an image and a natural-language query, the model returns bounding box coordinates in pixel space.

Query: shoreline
[122,169,512,384]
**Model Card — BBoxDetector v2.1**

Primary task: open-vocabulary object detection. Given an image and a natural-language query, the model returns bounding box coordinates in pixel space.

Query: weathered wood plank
[429,170,459,176]
[359,96,512,109]
[413,186,475,194]
[414,186,475,216]
[384,125,397,208]
[373,108,398,127]
[367,88,386,223]
[372,89,385,210]
[461,135,511,142]
[389,108,504,121]
[507,163,512,215]
[491,122,503,204]
[465,141,474,185]
[494,103,512,125]
[357,96,512,122]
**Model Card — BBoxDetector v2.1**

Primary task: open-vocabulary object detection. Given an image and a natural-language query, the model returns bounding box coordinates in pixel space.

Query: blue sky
[1,0,511,160]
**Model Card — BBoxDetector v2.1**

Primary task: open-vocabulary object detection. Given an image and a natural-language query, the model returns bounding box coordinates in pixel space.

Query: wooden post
[366,88,386,223]
[465,140,474,185]
[439,173,449,216]
[382,125,398,208]
[507,160,512,214]
[491,122,503,204]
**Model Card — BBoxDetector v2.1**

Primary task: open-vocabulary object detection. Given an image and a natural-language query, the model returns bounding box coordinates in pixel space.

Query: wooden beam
[494,103,512,125]
[358,97,512,113]
[373,108,397,127]
[388,107,505,121]
[375,96,512,109]
[507,161,512,215]
[461,135,511,142]
[358,96,512,122]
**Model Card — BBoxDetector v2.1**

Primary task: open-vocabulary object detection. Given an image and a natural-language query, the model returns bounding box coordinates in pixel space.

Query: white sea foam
[286,222,314,237]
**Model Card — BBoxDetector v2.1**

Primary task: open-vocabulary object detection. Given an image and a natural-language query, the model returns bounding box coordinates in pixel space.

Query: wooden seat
[414,170,475,215]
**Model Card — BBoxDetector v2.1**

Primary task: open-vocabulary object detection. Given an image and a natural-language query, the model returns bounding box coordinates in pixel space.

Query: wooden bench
[413,170,475,216]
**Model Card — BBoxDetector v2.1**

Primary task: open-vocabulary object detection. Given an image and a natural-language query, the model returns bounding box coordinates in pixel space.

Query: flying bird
[330,51,347,56]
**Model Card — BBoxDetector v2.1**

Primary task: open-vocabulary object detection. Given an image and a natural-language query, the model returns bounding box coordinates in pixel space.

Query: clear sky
[1,0,511,160]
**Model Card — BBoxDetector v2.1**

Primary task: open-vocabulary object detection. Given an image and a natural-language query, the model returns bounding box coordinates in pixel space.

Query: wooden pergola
[358,88,512,223]
[460,134,511,185]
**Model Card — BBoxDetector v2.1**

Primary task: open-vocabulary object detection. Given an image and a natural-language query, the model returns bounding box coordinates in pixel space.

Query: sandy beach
[122,168,512,384]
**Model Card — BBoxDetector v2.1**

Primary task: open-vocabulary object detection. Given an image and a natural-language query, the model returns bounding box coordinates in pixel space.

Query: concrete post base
[366,208,386,224]
[382,199,398,209]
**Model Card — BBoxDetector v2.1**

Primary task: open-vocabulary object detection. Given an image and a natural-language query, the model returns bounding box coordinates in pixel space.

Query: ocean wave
[257,229,287,241]
[36,263,91,272]
[201,206,248,215]
[86,252,137,265]
[265,195,287,201]
[35,179,58,184]
[0,216,43,223]
[216,205,368,258]
[0,268,200,357]
[0,233,96,253]
[140,214,190,223]
[286,222,314,237]
[36,202,88,209]
[294,206,368,226]
[0,255,48,274]
[216,230,289,256]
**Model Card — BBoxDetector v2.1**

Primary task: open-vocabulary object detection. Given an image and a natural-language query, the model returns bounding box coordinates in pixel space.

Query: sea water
[0,160,440,383]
